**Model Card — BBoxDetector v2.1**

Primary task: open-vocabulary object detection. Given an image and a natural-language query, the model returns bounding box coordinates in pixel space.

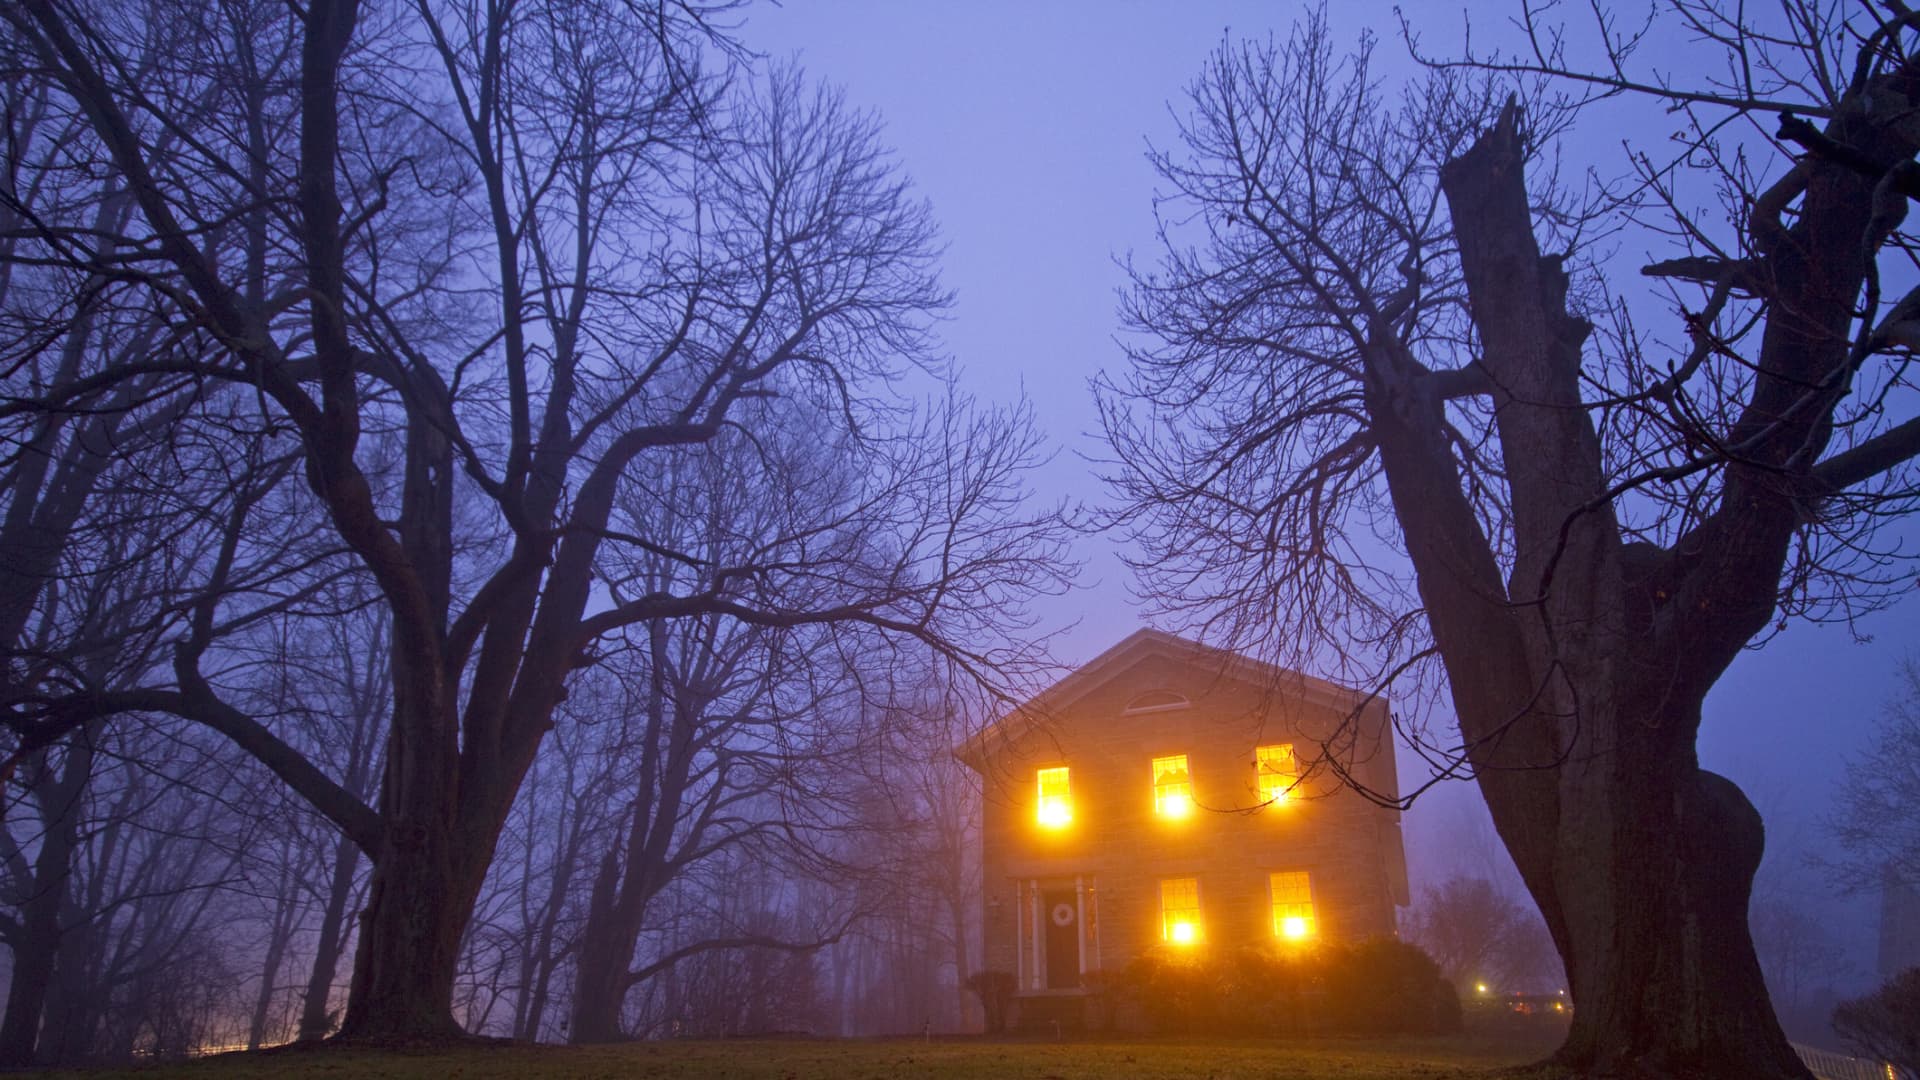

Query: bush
[1103,937,1460,1037]
[1320,937,1462,1035]
[964,970,1017,1034]
[1831,967,1920,1079]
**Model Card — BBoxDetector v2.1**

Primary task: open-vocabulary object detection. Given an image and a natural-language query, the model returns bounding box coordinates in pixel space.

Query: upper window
[1160,877,1201,944]
[1256,743,1298,805]
[1152,754,1192,819]
[1036,766,1072,829]
[1270,870,1316,940]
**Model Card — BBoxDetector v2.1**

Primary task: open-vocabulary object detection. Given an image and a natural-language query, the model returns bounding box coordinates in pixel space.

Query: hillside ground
[24,1030,1569,1079]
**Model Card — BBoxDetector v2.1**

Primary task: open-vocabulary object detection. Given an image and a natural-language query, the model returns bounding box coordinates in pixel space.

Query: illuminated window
[1256,743,1298,805]
[1036,766,1072,828]
[1152,754,1192,818]
[1160,877,1201,944]
[1270,870,1316,940]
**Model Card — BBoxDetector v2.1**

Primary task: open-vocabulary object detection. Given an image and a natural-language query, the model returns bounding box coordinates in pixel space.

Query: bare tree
[1829,659,1920,892]
[835,685,980,1034]
[10,720,268,1063]
[1,0,1070,1041]
[1831,967,1920,1079]
[488,701,606,1042]
[1404,876,1563,994]
[1102,4,1920,1075]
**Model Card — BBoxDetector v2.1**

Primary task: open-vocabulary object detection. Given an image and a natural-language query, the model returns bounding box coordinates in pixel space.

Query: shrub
[1320,937,1462,1035]
[964,971,1017,1034]
[1081,971,1120,1032]
[1103,937,1459,1037]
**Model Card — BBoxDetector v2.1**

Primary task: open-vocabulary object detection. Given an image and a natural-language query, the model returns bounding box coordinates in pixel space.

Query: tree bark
[1549,754,1796,1074]
[336,829,473,1040]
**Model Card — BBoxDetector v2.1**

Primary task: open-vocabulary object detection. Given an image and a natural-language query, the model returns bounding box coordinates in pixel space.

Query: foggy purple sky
[743,1,1918,975]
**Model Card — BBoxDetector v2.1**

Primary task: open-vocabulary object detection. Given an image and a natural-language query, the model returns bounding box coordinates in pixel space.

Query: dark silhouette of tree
[1828,659,1920,893]
[0,0,1070,1042]
[1102,5,1920,1076]
[1831,967,1920,1078]
[1404,876,1562,994]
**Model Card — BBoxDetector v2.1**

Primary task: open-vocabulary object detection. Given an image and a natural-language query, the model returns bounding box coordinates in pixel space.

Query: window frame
[1159,875,1202,944]
[1150,753,1192,819]
[1255,743,1298,805]
[1268,869,1317,941]
[1035,765,1073,828]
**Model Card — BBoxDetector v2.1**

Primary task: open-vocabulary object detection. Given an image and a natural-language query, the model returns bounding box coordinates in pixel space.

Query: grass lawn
[26,1031,1566,1079]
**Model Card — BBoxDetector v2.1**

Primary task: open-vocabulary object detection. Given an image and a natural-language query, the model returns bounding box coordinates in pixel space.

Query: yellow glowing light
[1553,1002,1565,1013]
[1160,877,1200,944]
[1152,754,1192,819]
[1269,871,1315,941]
[1256,743,1297,805]
[1036,767,1072,829]
[1475,983,1489,995]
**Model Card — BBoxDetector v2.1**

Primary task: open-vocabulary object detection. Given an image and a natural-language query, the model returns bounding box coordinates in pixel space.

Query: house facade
[957,629,1409,1009]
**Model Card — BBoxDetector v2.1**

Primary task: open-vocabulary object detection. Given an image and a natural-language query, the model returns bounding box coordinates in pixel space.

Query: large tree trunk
[1546,761,1797,1074]
[1381,101,1828,1080]
[333,670,471,1042]
[336,831,473,1040]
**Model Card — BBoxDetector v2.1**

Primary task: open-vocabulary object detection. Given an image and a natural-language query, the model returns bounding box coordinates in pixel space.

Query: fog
[2,0,1916,1070]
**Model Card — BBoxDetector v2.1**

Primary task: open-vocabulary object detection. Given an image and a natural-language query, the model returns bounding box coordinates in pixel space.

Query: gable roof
[953,628,1381,770]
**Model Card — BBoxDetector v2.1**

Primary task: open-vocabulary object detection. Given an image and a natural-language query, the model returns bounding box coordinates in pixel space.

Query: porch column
[1089,877,1101,971]
[1012,880,1023,991]
[1028,878,1041,990]
[1075,875,1087,978]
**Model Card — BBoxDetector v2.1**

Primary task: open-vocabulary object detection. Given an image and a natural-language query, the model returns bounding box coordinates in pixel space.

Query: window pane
[1160,876,1201,943]
[1256,743,1297,804]
[1270,870,1316,939]
[1152,754,1191,818]
[1036,766,1072,828]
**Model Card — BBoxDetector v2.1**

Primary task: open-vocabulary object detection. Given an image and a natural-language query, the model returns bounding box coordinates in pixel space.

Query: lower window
[1160,877,1201,944]
[1270,870,1316,940]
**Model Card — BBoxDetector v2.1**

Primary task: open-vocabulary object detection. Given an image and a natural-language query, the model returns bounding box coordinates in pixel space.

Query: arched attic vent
[1122,689,1191,714]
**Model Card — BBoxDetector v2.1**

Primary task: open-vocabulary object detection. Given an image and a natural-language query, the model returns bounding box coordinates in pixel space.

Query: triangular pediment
[953,628,1373,770]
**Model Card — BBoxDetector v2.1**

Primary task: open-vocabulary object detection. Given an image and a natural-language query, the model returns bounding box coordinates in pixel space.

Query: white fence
[1793,1042,1903,1080]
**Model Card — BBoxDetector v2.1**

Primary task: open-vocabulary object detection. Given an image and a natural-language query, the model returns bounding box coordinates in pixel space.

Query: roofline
[953,628,1383,769]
